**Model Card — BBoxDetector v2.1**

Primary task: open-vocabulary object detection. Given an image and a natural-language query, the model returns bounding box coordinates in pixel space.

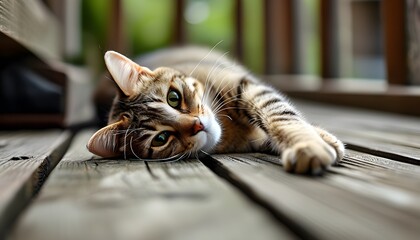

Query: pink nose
[192,119,204,135]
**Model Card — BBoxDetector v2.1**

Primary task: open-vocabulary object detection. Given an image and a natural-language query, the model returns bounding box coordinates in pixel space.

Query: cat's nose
[192,119,204,135]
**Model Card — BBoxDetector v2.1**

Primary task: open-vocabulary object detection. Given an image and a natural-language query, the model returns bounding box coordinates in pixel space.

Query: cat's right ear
[104,51,154,97]
[87,117,128,158]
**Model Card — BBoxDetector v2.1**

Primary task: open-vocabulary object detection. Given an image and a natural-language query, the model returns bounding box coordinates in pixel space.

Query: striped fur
[88,47,345,174]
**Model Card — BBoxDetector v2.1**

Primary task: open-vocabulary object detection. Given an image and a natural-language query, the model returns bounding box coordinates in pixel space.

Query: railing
[105,0,420,115]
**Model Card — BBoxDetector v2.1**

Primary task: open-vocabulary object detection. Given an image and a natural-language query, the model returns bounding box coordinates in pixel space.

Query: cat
[88,46,344,175]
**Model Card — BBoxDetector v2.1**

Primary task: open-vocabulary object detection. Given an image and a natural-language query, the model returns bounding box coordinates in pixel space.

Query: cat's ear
[87,117,129,158]
[104,51,154,97]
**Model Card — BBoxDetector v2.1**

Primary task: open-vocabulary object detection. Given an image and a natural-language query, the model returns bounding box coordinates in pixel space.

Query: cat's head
[87,51,221,159]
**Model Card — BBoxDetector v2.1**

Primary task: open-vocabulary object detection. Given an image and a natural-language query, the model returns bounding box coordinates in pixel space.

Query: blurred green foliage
[81,0,383,80]
[81,0,265,74]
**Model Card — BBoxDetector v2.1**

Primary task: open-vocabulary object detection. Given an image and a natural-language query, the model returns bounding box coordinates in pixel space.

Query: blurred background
[1,0,419,127]
[65,0,387,78]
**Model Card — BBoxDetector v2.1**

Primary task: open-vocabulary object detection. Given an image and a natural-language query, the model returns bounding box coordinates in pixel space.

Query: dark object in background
[0,0,95,129]
[93,71,118,127]
[0,64,63,114]
[0,60,95,128]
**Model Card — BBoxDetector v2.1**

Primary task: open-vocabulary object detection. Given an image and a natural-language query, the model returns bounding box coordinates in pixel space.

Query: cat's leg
[238,78,344,174]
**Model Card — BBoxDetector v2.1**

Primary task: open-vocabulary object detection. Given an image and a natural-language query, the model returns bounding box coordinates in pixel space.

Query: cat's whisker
[212,95,244,113]
[206,58,229,88]
[211,89,240,110]
[213,106,248,115]
[219,114,233,121]
[200,150,211,155]
[190,40,223,77]
[212,89,253,112]
[204,55,235,100]
[204,51,229,83]
[129,136,142,160]
[207,63,238,107]
[209,84,237,111]
[212,96,248,111]
[199,45,227,104]
[202,61,237,107]
[210,78,245,109]
[123,124,135,160]
[167,152,188,163]
[202,52,230,104]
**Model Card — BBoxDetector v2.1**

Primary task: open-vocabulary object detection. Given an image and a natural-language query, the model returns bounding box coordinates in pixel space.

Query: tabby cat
[88,46,344,175]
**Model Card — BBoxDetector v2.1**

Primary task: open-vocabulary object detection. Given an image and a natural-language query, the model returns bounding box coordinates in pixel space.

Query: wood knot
[10,156,32,161]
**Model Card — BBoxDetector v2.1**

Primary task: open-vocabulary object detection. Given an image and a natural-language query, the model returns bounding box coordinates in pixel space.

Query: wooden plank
[338,149,420,193]
[203,153,420,240]
[254,151,420,213]
[9,130,296,240]
[292,100,420,164]
[0,130,71,239]
[333,133,420,165]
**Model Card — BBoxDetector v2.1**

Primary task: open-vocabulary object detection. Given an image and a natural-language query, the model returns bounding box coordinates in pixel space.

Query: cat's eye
[167,90,181,108]
[151,131,171,147]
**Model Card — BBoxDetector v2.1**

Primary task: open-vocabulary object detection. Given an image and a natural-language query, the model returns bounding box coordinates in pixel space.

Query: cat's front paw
[282,140,337,175]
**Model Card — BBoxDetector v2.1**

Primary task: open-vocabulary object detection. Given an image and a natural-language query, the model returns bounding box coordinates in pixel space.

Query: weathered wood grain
[294,100,420,164]
[0,0,60,60]
[0,130,71,239]
[9,130,296,240]
[203,153,420,240]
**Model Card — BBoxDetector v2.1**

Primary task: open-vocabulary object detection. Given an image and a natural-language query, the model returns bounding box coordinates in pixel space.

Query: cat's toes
[282,141,337,175]
[314,127,345,164]
[333,139,345,164]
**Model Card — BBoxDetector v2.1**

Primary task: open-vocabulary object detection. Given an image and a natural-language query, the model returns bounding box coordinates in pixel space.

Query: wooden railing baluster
[234,0,244,61]
[174,0,186,45]
[264,0,295,74]
[383,0,407,85]
[319,0,338,79]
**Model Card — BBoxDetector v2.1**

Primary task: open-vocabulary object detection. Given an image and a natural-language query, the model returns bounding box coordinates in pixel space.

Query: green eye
[151,131,171,147]
[167,90,181,108]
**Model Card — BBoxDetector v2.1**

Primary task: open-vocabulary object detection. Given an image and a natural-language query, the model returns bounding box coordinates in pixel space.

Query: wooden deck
[1,100,420,240]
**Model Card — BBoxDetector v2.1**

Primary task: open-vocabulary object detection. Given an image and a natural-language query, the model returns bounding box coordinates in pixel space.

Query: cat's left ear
[87,117,129,158]
[104,51,154,97]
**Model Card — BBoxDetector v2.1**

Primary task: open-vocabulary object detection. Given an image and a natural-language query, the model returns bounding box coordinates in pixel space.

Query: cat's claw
[282,141,338,175]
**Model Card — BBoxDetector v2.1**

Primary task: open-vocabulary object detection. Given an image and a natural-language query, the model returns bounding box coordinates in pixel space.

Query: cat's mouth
[194,113,221,153]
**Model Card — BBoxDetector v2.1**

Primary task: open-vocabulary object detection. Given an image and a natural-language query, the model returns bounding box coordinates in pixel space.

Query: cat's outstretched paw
[315,127,345,164]
[282,140,338,175]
